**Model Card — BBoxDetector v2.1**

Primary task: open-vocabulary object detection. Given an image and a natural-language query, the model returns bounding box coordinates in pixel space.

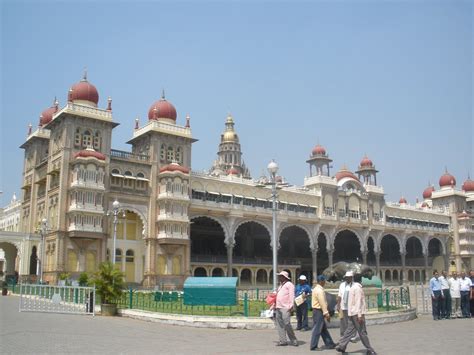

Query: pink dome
[69,76,99,105]
[227,167,239,175]
[311,144,326,156]
[39,101,59,126]
[74,149,106,160]
[148,92,177,121]
[399,197,407,204]
[439,172,456,187]
[160,163,189,174]
[462,178,474,192]
[360,156,373,167]
[422,185,435,199]
[335,168,359,182]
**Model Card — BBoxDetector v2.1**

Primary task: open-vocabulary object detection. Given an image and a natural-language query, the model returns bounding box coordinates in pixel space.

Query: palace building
[5,73,474,288]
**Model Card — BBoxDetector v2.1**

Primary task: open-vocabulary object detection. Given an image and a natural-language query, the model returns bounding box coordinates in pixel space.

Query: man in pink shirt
[336,273,376,354]
[274,271,298,346]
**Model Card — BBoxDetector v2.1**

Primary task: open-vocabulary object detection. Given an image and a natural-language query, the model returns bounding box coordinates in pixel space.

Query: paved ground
[1,296,472,355]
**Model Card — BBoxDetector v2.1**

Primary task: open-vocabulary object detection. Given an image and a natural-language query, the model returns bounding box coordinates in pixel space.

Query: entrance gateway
[19,284,95,315]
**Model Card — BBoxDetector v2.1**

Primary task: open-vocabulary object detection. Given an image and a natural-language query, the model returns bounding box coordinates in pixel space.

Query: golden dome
[223,130,238,142]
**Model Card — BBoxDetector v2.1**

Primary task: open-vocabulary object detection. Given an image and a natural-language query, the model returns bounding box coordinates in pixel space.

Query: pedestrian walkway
[0,296,472,354]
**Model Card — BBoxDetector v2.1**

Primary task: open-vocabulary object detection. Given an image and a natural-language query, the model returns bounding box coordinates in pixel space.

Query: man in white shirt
[439,270,451,319]
[335,274,376,355]
[448,272,461,318]
[336,271,353,337]
[459,271,472,318]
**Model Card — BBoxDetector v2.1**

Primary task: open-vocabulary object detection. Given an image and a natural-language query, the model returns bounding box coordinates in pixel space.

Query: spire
[185,114,190,128]
[107,96,112,111]
[28,123,32,136]
[161,89,166,100]
[68,88,73,102]
[82,67,88,81]
[135,117,139,130]
[53,96,59,111]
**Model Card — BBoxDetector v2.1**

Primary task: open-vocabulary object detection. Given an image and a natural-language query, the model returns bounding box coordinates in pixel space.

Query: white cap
[344,271,354,277]
[298,275,307,281]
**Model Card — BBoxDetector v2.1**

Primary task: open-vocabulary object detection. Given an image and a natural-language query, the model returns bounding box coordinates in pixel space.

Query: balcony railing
[110,149,150,162]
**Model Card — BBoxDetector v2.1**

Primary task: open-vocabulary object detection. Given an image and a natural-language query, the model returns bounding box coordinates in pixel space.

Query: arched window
[82,130,92,148]
[93,131,101,150]
[74,128,81,147]
[176,147,182,164]
[167,146,174,162]
[137,172,145,178]
[160,144,166,161]
[115,249,122,263]
[29,246,38,275]
[126,249,134,262]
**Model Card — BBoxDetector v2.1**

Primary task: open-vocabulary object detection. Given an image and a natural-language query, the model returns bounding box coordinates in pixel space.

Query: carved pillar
[424,252,429,282]
[375,251,381,277]
[362,250,368,265]
[401,252,406,285]
[226,244,234,277]
[443,253,449,273]
[311,248,318,283]
[328,248,334,268]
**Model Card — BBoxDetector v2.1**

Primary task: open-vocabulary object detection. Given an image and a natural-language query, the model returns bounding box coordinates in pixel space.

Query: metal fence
[18,284,96,315]
[116,286,411,317]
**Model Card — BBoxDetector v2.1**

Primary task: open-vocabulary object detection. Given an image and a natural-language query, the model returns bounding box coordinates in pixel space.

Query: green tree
[90,262,125,304]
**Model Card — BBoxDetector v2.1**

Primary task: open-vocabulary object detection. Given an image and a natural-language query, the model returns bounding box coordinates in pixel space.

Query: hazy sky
[1,0,472,206]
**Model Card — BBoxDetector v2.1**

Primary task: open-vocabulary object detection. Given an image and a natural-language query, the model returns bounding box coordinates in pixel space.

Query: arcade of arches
[189,218,449,287]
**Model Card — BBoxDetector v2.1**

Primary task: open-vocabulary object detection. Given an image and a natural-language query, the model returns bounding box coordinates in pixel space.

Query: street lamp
[37,218,48,284]
[107,199,124,265]
[267,159,279,290]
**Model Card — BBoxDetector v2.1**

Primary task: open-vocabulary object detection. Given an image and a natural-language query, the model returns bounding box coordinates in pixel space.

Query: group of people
[429,270,474,320]
[270,270,376,354]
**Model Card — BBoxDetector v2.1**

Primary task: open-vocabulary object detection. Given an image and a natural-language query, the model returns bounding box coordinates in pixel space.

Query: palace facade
[6,73,474,288]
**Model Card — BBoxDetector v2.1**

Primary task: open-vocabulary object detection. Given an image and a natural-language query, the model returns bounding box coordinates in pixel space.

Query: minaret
[356,155,378,185]
[306,144,332,177]
[211,114,251,178]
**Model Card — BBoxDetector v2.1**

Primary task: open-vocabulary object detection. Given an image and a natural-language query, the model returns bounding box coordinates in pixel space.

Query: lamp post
[38,218,48,284]
[108,199,123,265]
[267,159,279,290]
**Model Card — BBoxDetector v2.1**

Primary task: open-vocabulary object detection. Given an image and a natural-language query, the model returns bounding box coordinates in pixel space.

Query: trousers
[337,315,375,353]
[441,289,451,318]
[431,290,442,320]
[296,300,309,330]
[310,309,335,350]
[275,308,297,344]
[460,291,470,317]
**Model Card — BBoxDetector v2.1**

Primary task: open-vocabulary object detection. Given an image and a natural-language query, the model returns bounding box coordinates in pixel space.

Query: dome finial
[28,123,32,135]
[68,88,73,102]
[185,114,190,128]
[135,117,139,130]
[82,67,88,81]
[161,89,166,100]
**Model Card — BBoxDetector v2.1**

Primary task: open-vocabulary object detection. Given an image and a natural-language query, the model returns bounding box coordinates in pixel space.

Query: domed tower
[355,155,378,185]
[68,70,99,107]
[210,114,251,178]
[306,144,332,177]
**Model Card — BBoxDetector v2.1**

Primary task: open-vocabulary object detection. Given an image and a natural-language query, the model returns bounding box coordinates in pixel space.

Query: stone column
[401,252,406,285]
[443,253,449,273]
[311,248,318,283]
[328,248,334,268]
[226,244,234,277]
[424,252,429,282]
[362,250,368,265]
[375,251,381,277]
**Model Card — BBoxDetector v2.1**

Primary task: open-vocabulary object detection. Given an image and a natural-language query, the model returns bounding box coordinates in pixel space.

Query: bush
[78,272,89,287]
[90,262,125,305]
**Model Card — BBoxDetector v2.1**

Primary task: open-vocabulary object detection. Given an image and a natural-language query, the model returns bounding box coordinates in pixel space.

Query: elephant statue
[322,262,374,282]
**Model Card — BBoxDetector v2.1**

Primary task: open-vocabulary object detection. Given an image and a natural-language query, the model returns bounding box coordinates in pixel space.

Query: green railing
[379,286,411,311]
[116,289,266,317]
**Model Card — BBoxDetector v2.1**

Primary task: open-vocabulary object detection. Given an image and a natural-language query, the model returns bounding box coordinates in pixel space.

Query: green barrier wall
[183,277,238,306]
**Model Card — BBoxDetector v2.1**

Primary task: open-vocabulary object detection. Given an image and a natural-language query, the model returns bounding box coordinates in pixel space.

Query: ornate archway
[333,230,362,263]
